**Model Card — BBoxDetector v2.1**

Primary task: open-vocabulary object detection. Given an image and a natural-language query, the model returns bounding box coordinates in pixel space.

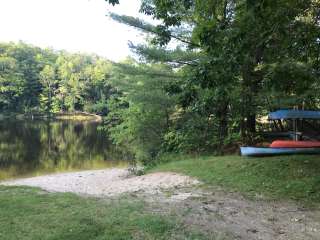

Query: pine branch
[112,62,182,79]
[129,43,200,66]
[109,13,200,47]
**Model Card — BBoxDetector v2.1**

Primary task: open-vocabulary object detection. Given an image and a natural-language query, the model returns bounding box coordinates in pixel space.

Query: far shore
[0,111,103,122]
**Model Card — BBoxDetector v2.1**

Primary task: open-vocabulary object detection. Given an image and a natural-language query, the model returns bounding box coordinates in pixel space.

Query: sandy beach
[1,168,200,197]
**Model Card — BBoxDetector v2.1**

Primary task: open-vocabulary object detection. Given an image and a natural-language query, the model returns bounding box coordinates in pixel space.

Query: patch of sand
[0,168,199,196]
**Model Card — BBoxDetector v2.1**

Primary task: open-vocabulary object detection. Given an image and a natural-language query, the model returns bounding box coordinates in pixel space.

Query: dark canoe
[240,147,320,157]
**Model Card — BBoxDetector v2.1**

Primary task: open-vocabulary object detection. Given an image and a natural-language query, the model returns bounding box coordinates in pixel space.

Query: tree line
[0,42,114,115]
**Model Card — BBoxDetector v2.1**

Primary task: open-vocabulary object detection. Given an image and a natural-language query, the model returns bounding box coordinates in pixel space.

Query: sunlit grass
[0,186,207,240]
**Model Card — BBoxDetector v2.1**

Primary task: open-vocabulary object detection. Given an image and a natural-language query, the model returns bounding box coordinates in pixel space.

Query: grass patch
[0,186,207,240]
[150,154,320,204]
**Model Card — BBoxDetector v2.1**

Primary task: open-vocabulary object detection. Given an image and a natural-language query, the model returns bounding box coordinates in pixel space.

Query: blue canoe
[240,147,320,157]
[269,110,320,120]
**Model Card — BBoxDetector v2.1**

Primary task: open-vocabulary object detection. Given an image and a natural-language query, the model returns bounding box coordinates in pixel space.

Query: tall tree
[107,60,178,162]
[106,0,320,153]
[39,65,56,114]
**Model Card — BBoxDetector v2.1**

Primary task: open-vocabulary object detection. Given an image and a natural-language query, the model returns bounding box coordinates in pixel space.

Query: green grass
[150,154,320,204]
[0,186,207,240]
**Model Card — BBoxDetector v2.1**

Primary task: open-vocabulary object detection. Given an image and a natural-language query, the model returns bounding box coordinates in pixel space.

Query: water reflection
[0,120,127,180]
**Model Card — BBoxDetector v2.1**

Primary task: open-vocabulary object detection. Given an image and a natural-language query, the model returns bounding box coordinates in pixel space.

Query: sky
[0,0,145,61]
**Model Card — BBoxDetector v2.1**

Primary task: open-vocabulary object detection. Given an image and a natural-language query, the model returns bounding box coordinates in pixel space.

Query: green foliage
[39,65,56,114]
[130,44,200,67]
[0,55,25,111]
[0,42,114,116]
[263,61,319,109]
[106,61,178,164]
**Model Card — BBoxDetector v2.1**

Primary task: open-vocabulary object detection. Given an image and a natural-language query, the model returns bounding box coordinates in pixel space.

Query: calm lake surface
[0,120,127,180]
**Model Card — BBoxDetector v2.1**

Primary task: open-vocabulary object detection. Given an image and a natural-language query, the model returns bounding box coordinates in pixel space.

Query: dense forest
[1,0,320,165]
[0,42,114,115]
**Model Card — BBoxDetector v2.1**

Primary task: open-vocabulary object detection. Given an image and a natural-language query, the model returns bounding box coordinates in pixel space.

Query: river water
[0,120,127,180]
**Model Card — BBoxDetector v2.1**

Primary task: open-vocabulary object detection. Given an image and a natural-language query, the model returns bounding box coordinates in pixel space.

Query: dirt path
[1,169,320,240]
[141,187,320,240]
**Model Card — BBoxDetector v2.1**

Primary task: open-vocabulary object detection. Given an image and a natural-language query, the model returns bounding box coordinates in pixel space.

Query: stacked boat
[240,110,320,156]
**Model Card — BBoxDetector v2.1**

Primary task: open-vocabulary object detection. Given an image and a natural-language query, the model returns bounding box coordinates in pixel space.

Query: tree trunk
[217,102,229,150]
[240,42,264,143]
[240,63,256,141]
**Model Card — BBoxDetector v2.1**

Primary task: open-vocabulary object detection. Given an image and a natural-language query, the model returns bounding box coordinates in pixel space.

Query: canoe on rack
[240,109,320,157]
[240,146,320,157]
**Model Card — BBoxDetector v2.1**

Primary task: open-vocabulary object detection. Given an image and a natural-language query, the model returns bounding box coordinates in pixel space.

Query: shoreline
[0,111,103,122]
